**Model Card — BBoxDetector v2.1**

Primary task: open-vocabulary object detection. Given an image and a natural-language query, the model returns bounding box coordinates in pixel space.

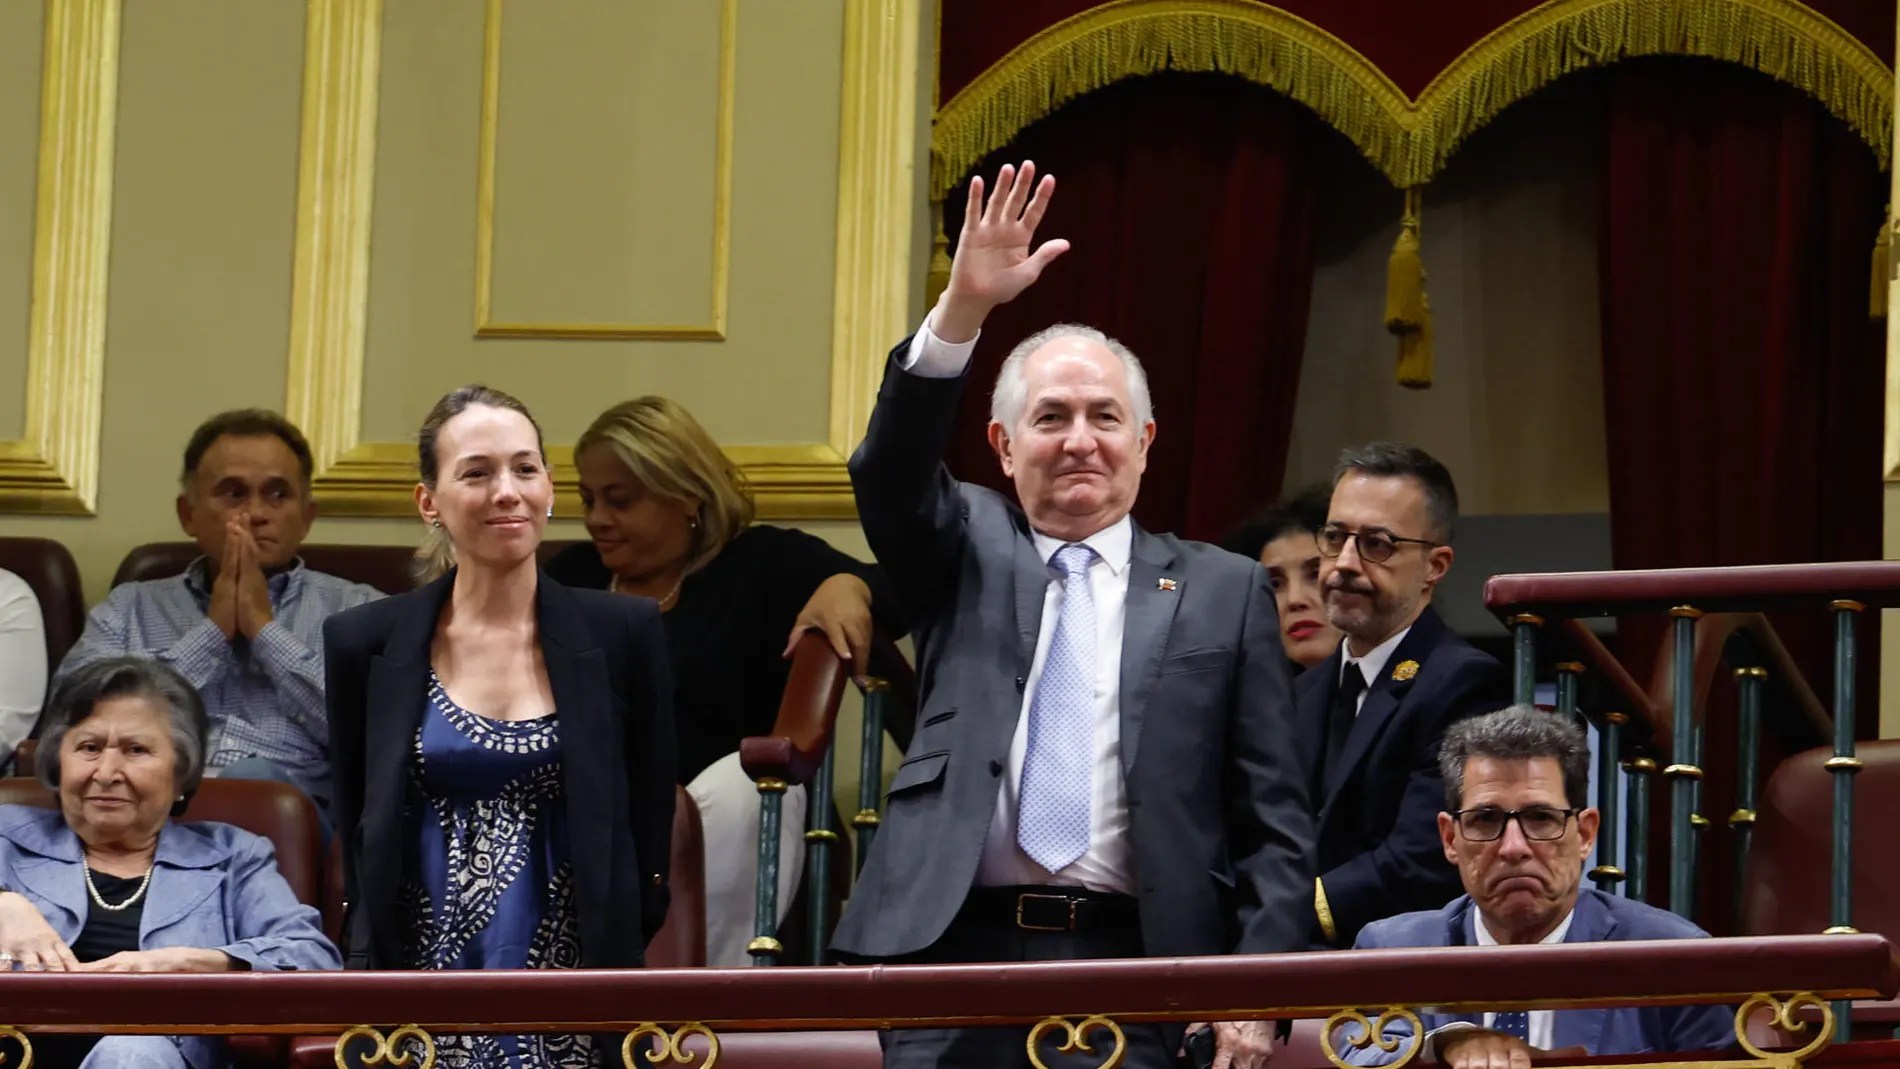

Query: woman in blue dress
[325,385,676,1067]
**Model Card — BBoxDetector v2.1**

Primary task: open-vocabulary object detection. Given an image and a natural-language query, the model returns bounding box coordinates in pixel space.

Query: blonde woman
[545,396,897,966]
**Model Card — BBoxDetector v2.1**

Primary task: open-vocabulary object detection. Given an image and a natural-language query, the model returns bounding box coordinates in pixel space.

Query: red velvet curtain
[1597,58,1884,928]
[941,73,1332,540]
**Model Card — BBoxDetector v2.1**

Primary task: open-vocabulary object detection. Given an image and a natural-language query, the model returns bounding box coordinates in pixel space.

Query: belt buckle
[1015,892,1077,932]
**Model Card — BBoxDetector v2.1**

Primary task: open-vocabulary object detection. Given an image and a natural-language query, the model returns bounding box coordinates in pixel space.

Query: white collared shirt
[904,315,1136,893]
[1425,906,1579,1054]
[1338,624,1412,714]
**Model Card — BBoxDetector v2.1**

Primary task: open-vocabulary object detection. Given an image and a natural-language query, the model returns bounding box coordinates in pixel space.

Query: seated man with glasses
[1300,443,1508,947]
[1340,705,1731,1068]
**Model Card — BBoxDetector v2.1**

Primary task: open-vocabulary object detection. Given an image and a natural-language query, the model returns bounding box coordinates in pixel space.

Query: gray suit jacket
[832,341,1317,960]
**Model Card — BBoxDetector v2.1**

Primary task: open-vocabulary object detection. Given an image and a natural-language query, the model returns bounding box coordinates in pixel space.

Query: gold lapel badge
[1157,577,1178,591]
[1392,660,1420,682]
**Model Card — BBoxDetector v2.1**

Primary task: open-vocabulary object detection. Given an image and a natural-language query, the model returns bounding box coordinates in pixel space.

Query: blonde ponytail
[411,523,457,584]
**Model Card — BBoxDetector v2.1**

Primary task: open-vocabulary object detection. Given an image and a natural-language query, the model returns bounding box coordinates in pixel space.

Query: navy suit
[1342,889,1735,1062]
[1299,606,1507,946]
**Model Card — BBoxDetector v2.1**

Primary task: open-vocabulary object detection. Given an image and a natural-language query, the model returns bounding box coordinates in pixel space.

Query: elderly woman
[0,656,339,1069]
[545,396,900,965]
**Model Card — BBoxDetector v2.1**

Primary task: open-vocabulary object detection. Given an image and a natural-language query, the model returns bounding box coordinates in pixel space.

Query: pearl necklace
[84,864,154,912]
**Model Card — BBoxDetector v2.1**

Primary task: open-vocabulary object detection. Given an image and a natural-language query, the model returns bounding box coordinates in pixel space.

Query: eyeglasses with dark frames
[1316,523,1441,564]
[1451,805,1579,842]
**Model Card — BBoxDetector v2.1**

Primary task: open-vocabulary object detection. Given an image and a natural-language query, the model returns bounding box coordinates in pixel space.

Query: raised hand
[932,160,1070,343]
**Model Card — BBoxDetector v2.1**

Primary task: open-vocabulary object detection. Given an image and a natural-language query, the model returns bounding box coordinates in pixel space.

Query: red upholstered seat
[1740,739,1900,939]
[0,537,85,677]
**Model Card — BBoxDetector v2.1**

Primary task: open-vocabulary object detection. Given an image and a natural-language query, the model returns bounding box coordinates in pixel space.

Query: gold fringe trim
[932,0,1892,194]
[1387,188,1433,388]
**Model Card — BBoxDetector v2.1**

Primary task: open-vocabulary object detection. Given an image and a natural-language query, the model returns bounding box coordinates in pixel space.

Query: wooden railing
[0,934,1891,1069]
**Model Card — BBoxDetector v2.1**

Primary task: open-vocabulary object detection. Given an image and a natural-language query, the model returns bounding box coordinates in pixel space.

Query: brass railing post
[804,746,839,965]
[1731,666,1767,924]
[854,678,890,876]
[1824,599,1865,1042]
[1664,606,1704,919]
[1623,755,1654,901]
[748,777,788,965]
[1591,712,1627,892]
[1507,614,1542,705]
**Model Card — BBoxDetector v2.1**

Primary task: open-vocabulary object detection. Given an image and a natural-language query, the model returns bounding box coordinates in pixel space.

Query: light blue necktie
[1017,543,1098,873]
[1491,1011,1530,1042]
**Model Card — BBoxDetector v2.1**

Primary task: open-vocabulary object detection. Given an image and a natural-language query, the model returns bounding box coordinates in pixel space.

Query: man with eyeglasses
[1299,443,1508,948]
[1340,706,1731,1068]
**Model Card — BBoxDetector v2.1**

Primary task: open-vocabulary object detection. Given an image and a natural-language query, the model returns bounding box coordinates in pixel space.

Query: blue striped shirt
[53,558,383,806]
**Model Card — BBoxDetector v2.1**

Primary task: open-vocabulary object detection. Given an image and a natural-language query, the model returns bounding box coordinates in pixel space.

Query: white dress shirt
[1425,906,1579,1055]
[902,316,1136,894]
[0,569,47,757]
[1338,624,1411,714]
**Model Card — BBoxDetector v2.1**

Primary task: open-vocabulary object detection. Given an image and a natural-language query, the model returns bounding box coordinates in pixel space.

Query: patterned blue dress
[400,671,589,1068]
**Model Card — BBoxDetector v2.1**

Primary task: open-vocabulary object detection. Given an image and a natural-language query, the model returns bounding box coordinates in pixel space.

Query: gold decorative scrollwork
[334,1024,435,1068]
[1736,992,1833,1065]
[0,1023,31,1068]
[1026,1014,1126,1069]
[622,1022,719,1069]
[1323,1007,1424,1069]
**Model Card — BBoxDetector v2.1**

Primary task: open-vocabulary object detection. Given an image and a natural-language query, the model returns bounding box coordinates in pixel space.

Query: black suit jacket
[1297,605,1507,947]
[323,571,676,969]
[832,339,1316,961]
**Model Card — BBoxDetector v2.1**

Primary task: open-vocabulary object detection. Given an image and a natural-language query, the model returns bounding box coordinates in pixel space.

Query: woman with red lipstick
[324,386,674,1067]
[545,395,900,966]
[1221,483,1344,672]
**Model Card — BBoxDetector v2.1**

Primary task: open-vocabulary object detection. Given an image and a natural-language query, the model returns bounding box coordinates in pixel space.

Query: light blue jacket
[0,804,342,1068]
[1340,888,1734,1064]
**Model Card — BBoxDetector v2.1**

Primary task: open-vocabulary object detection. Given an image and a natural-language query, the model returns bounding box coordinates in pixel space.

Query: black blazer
[1296,605,1508,947]
[323,570,676,969]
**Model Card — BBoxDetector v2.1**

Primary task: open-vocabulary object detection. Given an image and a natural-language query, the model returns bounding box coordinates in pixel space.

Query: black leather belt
[959,886,1140,933]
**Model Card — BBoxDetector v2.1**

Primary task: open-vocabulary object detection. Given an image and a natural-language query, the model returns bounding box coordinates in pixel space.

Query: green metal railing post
[804,747,838,965]
[1591,712,1627,892]
[1824,600,1865,1042]
[853,679,890,876]
[1663,607,1703,919]
[1508,614,1542,705]
[1624,756,1653,901]
[748,778,787,965]
[1730,666,1766,924]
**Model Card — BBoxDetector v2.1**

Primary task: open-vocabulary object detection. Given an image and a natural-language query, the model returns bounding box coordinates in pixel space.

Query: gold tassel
[1385,187,1427,332]
[1871,210,1890,319]
[1395,292,1434,389]
[925,199,953,308]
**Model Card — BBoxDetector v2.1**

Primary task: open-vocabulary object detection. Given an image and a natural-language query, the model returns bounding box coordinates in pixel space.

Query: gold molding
[287,0,917,519]
[0,0,120,516]
[285,0,381,477]
[472,0,736,340]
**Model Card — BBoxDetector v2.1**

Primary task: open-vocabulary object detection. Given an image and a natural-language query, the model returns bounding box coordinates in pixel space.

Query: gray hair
[37,657,209,810]
[990,323,1154,430]
[1437,705,1590,812]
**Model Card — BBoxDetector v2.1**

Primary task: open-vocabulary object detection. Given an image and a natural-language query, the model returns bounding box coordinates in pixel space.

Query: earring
[546,505,554,519]
[430,518,442,529]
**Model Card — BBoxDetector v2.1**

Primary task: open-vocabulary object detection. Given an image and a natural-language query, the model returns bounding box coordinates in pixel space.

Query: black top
[546,525,900,783]
[71,870,144,960]
[32,871,146,1069]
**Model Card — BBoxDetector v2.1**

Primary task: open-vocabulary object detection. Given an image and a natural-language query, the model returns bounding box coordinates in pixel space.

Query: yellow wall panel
[482,0,727,333]
[0,4,41,441]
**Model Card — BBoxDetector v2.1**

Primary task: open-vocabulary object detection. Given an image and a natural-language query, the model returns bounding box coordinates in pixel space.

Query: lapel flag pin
[1392,659,1420,682]
[1157,577,1178,592]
